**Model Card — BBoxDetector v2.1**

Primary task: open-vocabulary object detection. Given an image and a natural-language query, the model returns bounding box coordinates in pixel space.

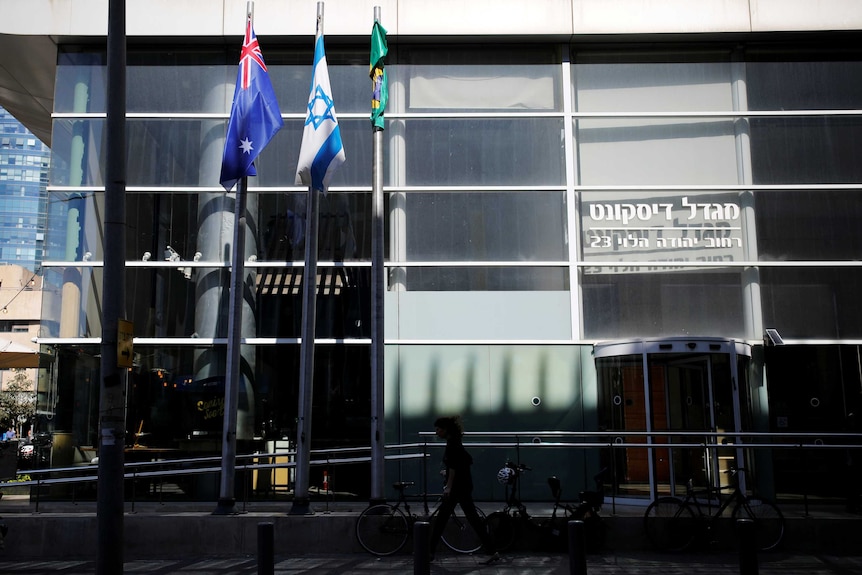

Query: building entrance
[593,337,751,501]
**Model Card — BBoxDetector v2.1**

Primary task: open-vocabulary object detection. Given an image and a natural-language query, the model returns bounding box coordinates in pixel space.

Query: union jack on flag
[239,20,266,90]
[219,16,283,191]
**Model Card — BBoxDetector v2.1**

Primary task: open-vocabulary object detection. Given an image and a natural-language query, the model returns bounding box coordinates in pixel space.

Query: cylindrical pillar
[257,522,274,575]
[413,520,430,575]
[737,518,759,575]
[568,520,587,575]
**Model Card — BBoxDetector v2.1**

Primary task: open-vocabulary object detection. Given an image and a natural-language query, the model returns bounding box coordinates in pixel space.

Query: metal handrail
[3,432,860,512]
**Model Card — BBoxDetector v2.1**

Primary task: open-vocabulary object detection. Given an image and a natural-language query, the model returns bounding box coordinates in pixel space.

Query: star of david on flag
[219,17,284,191]
[295,31,345,193]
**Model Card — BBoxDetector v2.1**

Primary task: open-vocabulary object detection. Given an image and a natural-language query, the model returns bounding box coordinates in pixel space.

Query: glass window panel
[404,119,565,186]
[405,64,560,111]
[50,118,371,188]
[258,191,372,262]
[44,191,372,266]
[40,265,370,339]
[391,291,571,340]
[750,117,862,184]
[127,51,231,113]
[581,190,745,264]
[401,192,567,261]
[581,269,744,339]
[54,52,106,113]
[747,61,862,111]
[754,190,862,261]
[256,266,369,338]
[255,119,371,188]
[761,267,862,339]
[50,119,106,187]
[44,342,371,493]
[44,191,102,262]
[40,266,102,338]
[57,47,373,115]
[576,118,739,185]
[573,62,734,112]
[398,266,568,291]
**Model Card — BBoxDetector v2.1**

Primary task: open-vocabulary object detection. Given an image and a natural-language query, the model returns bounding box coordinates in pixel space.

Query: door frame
[594,337,752,500]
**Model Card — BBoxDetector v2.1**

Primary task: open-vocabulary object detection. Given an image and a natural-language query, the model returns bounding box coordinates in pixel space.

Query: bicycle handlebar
[505,461,532,472]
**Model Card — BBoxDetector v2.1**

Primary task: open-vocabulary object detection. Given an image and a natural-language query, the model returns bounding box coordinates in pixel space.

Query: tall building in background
[0,106,49,274]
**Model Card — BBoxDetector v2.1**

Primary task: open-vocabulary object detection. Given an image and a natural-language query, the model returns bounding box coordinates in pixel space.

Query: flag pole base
[213,497,239,516]
[289,498,315,516]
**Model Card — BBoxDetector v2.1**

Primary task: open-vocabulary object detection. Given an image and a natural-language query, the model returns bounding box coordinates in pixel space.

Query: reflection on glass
[582,269,744,339]
[403,192,567,262]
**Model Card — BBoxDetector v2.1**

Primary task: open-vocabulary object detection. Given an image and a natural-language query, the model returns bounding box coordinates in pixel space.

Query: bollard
[737,518,758,575]
[413,520,430,575]
[257,521,275,575]
[568,520,587,575]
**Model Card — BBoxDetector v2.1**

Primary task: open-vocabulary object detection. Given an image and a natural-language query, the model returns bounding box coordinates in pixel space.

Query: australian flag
[219,18,284,191]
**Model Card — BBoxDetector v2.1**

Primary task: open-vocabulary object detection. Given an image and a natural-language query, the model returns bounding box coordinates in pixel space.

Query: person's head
[434,415,464,440]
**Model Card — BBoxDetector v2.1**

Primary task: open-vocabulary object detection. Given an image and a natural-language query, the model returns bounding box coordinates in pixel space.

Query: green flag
[370,20,388,130]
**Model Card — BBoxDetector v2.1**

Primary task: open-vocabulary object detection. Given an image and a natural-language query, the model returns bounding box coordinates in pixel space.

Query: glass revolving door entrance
[594,337,752,500]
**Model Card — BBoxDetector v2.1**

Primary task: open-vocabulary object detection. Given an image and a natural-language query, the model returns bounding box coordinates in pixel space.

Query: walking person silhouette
[427,415,500,563]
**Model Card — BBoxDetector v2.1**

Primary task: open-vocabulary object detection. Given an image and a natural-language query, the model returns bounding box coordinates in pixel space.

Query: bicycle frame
[681,470,747,524]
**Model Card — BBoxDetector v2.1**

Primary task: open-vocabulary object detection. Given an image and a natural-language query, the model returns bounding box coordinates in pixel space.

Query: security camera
[764,328,784,346]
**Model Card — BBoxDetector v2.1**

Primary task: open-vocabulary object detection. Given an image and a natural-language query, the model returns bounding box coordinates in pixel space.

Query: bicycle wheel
[437,505,487,554]
[643,497,697,552]
[355,504,409,556]
[731,497,785,551]
[486,511,517,551]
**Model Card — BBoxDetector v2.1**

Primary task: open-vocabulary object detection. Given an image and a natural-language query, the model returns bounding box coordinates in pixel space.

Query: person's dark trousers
[429,492,495,555]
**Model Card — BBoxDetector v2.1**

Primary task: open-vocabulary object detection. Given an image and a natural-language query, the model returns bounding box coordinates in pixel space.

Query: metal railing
[2,430,860,515]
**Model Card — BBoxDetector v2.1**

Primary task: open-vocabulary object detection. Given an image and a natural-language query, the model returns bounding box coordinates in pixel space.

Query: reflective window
[398,266,568,291]
[40,265,371,339]
[747,60,862,111]
[750,117,862,184]
[761,267,862,339]
[574,62,735,112]
[49,118,372,188]
[582,269,745,339]
[401,192,567,262]
[581,190,746,264]
[755,190,862,261]
[403,119,565,186]
[44,191,372,265]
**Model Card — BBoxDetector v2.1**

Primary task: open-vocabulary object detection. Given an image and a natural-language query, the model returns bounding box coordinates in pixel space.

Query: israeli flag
[295,33,345,193]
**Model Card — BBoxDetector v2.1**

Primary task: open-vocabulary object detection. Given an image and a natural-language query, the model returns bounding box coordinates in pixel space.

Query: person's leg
[458,496,497,555]
[429,496,457,556]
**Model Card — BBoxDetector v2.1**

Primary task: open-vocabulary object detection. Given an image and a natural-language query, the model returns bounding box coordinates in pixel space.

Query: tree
[0,369,36,436]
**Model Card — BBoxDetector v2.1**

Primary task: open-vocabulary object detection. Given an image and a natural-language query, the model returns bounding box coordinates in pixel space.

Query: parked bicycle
[485,461,533,551]
[543,467,607,552]
[643,467,785,552]
[355,480,487,556]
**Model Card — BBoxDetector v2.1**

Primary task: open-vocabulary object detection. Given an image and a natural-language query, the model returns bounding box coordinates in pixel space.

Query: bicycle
[643,467,785,552]
[543,468,607,552]
[355,480,488,556]
[485,461,533,551]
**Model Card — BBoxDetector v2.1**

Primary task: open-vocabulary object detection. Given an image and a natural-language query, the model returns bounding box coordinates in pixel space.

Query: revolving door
[593,337,753,501]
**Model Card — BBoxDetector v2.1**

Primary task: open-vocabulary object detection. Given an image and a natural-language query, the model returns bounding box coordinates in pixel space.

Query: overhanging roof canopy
[0,338,44,369]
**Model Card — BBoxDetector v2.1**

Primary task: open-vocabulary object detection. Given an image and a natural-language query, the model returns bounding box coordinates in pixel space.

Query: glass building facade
[0,106,49,273]
[36,38,862,503]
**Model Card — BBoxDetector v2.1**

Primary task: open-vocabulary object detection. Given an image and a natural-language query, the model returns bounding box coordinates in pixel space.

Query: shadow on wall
[392,344,601,502]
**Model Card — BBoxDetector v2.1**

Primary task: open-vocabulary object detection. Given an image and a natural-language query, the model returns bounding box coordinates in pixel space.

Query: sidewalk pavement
[1,551,861,574]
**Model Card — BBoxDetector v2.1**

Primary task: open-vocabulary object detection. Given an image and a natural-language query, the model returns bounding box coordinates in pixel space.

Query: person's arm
[443,467,456,497]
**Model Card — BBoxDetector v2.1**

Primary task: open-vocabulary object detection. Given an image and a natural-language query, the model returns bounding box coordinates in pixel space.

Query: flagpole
[290,0,325,516]
[214,1,254,517]
[214,171,248,515]
[98,0,126,570]
[369,5,386,505]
